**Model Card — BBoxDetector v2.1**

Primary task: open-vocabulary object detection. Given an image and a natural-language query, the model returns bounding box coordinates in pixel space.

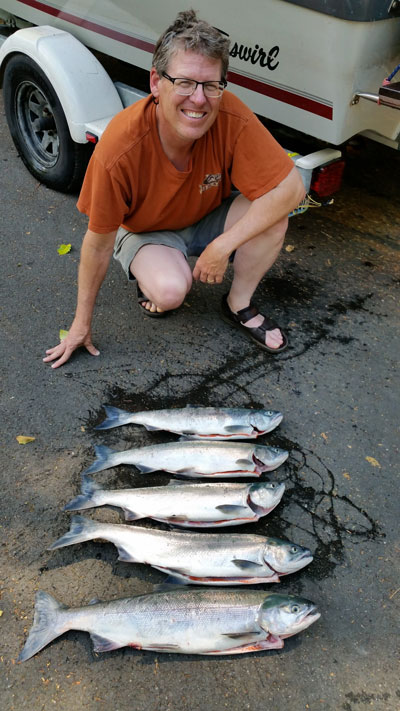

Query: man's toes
[265,328,283,349]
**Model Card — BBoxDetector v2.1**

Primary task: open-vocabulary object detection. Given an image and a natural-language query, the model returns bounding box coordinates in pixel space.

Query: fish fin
[63,494,94,512]
[215,505,250,514]
[48,515,100,550]
[174,467,198,476]
[167,514,189,522]
[222,631,263,639]
[90,633,124,653]
[134,464,156,473]
[232,559,264,570]
[163,575,188,585]
[166,479,188,487]
[82,445,118,475]
[235,458,254,467]
[94,405,132,430]
[123,510,144,521]
[203,637,284,654]
[88,597,102,605]
[143,424,159,431]
[18,591,68,662]
[144,644,181,651]
[116,546,141,563]
[153,582,188,592]
[178,435,192,441]
[224,426,250,434]
[64,474,102,511]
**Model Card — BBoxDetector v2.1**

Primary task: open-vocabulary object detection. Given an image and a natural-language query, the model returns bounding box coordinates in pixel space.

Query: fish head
[248,482,285,514]
[253,445,288,473]
[259,594,320,637]
[262,538,313,575]
[250,410,283,435]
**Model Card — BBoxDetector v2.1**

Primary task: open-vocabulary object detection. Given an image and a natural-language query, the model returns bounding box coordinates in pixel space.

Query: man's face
[150,49,223,149]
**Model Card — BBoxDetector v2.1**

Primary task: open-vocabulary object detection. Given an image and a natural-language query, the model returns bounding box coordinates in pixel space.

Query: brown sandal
[137,284,167,319]
[221,293,288,353]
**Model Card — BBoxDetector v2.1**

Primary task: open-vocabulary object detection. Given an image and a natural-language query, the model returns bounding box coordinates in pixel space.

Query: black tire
[3,54,93,192]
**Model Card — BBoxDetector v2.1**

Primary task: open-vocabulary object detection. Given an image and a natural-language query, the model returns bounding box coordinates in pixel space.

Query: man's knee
[268,215,289,244]
[150,277,190,310]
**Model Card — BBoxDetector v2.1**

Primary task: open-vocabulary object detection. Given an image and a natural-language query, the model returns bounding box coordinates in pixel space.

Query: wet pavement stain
[342,690,392,710]
[257,432,384,581]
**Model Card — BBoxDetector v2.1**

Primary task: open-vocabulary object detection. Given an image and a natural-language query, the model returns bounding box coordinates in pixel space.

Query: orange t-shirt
[77,91,293,234]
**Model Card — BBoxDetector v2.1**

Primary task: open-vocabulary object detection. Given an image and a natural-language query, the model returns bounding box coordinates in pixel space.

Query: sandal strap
[250,316,279,335]
[236,302,259,323]
[236,302,278,331]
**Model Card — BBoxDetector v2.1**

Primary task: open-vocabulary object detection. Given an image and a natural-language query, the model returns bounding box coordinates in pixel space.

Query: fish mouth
[252,454,267,472]
[271,554,314,576]
[247,493,281,516]
[279,609,321,638]
[265,633,284,649]
[253,451,288,473]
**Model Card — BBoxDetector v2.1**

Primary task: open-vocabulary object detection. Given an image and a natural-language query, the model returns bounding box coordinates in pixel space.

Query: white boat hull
[1,0,400,145]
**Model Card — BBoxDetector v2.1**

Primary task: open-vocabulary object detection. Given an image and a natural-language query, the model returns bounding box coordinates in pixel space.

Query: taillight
[85,131,99,144]
[310,160,345,197]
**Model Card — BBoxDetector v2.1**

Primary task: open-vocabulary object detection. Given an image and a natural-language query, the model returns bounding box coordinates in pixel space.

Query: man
[44,10,305,369]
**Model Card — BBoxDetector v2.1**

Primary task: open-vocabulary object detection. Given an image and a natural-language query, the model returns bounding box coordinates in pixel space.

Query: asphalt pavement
[1,91,399,711]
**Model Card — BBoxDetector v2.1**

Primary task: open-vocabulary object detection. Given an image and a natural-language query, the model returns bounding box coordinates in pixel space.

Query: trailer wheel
[3,54,92,192]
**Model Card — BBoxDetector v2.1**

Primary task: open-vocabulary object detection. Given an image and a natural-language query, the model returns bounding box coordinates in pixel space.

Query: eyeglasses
[161,72,227,98]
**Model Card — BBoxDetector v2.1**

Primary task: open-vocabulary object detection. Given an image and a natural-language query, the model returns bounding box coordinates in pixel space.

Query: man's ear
[150,67,161,99]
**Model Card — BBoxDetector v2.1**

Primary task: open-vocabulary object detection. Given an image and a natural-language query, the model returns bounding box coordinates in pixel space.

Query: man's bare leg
[130,244,192,313]
[224,194,288,349]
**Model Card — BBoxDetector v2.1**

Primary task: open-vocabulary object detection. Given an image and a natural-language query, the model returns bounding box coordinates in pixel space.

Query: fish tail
[95,405,134,430]
[82,445,119,475]
[48,515,102,550]
[18,591,69,662]
[64,475,103,511]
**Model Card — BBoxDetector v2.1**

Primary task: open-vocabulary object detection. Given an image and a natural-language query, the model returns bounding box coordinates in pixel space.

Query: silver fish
[95,405,283,440]
[83,441,289,478]
[48,515,313,584]
[18,588,320,659]
[64,476,285,527]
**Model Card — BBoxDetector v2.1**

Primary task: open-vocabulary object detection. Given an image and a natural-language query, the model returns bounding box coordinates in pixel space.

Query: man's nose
[190,83,207,104]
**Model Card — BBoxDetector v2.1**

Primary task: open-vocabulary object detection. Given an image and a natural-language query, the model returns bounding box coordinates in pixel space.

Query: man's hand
[43,322,100,369]
[192,239,230,284]
[42,228,117,369]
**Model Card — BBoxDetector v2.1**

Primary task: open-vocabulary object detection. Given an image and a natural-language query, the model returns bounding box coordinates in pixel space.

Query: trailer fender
[0,25,123,143]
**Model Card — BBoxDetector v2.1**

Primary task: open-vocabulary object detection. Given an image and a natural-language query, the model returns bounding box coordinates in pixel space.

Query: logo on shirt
[199,173,221,194]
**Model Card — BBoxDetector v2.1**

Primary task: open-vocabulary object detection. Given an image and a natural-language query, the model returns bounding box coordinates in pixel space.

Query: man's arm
[192,167,305,283]
[43,228,117,368]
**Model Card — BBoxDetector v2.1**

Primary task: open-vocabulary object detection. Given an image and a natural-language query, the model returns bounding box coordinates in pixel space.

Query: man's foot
[137,284,166,318]
[221,293,288,353]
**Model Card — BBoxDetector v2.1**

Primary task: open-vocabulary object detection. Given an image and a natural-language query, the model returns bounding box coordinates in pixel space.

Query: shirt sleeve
[230,114,294,201]
[76,152,132,234]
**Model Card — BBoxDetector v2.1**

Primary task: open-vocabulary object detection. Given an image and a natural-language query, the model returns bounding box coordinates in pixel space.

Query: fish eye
[291,604,300,613]
[290,546,299,554]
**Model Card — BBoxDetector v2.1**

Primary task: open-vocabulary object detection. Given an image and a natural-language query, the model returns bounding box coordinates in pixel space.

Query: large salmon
[18,588,320,659]
[83,441,288,478]
[49,515,313,584]
[95,405,283,440]
[64,476,285,527]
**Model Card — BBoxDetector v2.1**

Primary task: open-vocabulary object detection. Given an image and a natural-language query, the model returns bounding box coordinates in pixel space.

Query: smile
[182,110,206,119]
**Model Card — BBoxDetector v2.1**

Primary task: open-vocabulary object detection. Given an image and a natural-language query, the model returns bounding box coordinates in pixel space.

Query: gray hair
[152,9,230,80]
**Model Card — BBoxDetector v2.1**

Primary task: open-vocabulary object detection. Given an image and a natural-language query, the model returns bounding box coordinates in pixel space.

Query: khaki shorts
[113,192,239,280]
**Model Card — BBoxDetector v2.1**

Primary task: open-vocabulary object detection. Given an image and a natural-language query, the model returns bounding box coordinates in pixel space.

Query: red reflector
[85,131,98,144]
[310,160,345,197]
